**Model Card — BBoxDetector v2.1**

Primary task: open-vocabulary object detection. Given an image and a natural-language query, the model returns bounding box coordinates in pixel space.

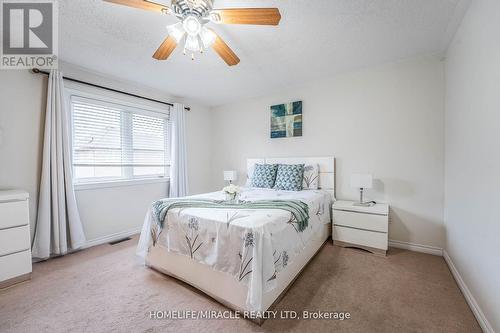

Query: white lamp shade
[351,173,373,189]
[200,27,216,48]
[185,35,200,52]
[166,22,185,43]
[224,170,238,182]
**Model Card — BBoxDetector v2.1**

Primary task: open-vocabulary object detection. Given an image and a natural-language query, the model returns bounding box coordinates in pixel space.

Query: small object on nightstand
[332,200,389,256]
[351,173,373,206]
[222,184,240,203]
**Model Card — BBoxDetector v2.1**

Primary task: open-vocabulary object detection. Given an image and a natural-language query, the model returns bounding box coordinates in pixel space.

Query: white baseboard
[389,239,443,256]
[443,250,494,333]
[82,227,141,249]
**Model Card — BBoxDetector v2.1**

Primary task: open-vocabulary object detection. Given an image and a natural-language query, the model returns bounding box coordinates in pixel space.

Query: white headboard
[247,156,336,198]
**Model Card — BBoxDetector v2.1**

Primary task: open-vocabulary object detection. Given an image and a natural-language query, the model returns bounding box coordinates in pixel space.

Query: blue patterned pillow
[251,164,278,188]
[273,164,305,191]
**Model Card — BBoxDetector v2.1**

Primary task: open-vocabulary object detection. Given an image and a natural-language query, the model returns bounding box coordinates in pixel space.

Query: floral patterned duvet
[136,187,332,311]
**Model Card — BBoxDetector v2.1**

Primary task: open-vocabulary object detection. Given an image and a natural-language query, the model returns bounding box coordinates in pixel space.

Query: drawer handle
[334,209,388,216]
[0,248,30,258]
[334,224,387,234]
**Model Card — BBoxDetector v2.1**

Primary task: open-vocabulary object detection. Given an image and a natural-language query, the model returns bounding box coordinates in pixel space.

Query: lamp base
[354,188,375,207]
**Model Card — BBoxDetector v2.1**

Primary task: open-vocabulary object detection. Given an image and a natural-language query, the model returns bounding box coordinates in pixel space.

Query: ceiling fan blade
[153,36,177,60]
[103,0,169,14]
[211,8,281,26]
[211,33,240,66]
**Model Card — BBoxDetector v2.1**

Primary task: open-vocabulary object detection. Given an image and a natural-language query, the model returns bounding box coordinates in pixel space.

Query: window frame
[65,87,171,190]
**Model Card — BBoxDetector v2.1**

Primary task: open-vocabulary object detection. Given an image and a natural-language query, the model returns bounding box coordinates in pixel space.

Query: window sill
[74,177,169,191]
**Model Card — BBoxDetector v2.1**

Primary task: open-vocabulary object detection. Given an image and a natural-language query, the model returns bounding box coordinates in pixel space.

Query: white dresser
[332,200,389,256]
[0,190,32,289]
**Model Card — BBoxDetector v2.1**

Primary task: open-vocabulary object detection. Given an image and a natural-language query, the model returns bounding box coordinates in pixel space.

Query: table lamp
[224,170,237,184]
[351,173,373,206]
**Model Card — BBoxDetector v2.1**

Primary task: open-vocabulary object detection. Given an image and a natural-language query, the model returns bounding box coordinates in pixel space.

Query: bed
[136,156,335,317]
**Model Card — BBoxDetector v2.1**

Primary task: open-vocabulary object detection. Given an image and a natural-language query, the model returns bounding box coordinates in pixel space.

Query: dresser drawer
[0,200,29,229]
[0,250,32,282]
[0,225,31,256]
[334,225,388,250]
[333,209,388,232]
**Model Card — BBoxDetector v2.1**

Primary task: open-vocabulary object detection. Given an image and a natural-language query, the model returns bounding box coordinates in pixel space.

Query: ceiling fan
[103,0,281,66]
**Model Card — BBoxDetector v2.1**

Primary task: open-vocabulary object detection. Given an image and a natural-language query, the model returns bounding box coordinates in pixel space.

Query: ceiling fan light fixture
[185,34,201,52]
[166,22,185,43]
[200,27,216,48]
[105,0,281,66]
[183,15,202,36]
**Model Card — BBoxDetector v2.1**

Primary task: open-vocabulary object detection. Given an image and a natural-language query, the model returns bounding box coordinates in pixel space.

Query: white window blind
[71,95,170,183]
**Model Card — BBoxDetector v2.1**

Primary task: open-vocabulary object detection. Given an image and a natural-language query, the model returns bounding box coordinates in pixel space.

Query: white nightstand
[0,190,32,289]
[332,200,389,256]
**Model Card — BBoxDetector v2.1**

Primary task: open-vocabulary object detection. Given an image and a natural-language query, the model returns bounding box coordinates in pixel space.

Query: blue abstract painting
[270,101,302,138]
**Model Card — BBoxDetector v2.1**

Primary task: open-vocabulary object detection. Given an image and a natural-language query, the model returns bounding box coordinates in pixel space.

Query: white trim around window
[65,86,172,189]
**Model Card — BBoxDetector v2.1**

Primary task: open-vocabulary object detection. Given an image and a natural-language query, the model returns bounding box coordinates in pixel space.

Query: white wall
[0,70,46,235]
[211,56,445,248]
[0,64,212,243]
[181,99,213,195]
[444,0,500,331]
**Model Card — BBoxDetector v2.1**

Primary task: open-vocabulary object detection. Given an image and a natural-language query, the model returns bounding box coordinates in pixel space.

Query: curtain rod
[31,68,190,111]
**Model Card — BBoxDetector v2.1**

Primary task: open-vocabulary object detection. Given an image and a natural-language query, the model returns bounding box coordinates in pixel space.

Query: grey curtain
[32,70,86,259]
[168,103,189,198]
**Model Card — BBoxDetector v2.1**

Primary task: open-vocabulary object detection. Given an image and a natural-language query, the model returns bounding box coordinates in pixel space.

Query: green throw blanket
[152,198,310,232]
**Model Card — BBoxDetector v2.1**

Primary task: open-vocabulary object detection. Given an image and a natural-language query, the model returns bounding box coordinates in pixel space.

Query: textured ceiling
[59,0,467,106]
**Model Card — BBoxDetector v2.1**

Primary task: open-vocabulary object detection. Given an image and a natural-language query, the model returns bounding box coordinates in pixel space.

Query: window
[70,95,170,184]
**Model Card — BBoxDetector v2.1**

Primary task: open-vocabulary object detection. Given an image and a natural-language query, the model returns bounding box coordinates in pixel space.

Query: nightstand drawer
[0,250,32,282]
[0,225,31,256]
[333,209,388,232]
[334,225,388,250]
[0,200,29,229]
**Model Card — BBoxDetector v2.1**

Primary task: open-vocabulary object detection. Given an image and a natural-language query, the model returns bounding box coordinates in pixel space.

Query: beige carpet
[0,236,480,333]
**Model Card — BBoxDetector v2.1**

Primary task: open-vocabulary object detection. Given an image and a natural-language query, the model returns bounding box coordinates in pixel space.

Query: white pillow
[245,162,258,187]
[302,164,319,190]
